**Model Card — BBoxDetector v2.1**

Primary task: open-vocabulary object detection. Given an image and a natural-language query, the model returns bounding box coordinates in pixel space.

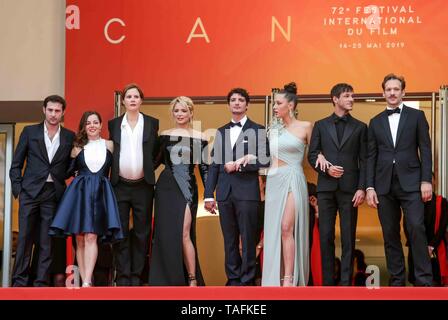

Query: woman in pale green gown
[262,83,313,287]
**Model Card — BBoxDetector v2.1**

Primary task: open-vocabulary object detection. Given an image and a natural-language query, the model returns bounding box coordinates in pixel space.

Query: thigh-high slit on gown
[149,135,208,286]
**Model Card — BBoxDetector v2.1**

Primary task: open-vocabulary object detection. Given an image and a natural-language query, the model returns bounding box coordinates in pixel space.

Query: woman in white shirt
[50,111,123,287]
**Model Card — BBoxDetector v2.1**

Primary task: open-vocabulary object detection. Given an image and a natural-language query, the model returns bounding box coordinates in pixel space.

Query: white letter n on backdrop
[186,17,210,43]
[271,16,291,42]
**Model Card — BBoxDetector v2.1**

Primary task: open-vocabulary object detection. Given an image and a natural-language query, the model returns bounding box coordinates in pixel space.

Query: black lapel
[325,117,340,149]
[112,115,124,144]
[37,123,50,163]
[339,116,355,149]
[142,113,152,143]
[380,111,395,148]
[52,127,69,162]
[395,106,409,148]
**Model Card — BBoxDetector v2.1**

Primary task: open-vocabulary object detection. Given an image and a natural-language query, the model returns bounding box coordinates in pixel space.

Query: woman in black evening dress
[149,96,208,286]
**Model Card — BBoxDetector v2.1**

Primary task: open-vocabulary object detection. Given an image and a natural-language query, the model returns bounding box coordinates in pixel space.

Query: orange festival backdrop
[65,0,448,130]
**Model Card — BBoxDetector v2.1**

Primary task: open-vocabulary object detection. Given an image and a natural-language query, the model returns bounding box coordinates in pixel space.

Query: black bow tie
[387,108,401,116]
[230,121,242,128]
[334,115,347,123]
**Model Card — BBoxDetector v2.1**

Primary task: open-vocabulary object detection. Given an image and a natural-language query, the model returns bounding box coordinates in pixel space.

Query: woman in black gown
[149,96,208,286]
[50,111,123,287]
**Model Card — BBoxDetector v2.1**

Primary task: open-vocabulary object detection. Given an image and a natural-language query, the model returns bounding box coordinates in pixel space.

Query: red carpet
[0,286,446,300]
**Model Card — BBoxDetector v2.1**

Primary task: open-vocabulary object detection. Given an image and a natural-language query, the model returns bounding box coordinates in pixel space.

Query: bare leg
[182,205,197,286]
[281,192,296,287]
[76,235,86,284]
[82,233,98,286]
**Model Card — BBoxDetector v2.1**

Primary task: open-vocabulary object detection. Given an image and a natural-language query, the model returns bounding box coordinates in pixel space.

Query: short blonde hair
[170,96,194,114]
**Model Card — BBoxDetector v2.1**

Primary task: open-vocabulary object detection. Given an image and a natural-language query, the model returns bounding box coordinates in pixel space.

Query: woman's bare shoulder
[160,129,172,136]
[105,139,114,152]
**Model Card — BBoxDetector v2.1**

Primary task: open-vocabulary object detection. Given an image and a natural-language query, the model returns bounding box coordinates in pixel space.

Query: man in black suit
[109,83,159,286]
[9,95,75,286]
[204,88,270,286]
[366,73,433,286]
[308,83,367,286]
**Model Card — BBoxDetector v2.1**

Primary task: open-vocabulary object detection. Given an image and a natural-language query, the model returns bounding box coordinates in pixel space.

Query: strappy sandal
[188,274,197,287]
[282,275,294,287]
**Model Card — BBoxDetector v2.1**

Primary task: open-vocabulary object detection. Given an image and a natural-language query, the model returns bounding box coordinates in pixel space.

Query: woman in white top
[50,111,123,287]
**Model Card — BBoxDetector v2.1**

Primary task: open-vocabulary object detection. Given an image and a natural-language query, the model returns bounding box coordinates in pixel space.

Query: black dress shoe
[226,279,242,286]
[420,283,433,287]
[33,283,49,287]
[241,280,255,286]
[12,283,27,287]
[130,277,141,286]
[115,280,131,286]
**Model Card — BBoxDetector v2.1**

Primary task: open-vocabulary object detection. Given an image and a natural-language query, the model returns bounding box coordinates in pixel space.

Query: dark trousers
[218,195,259,286]
[28,236,67,286]
[12,183,57,287]
[377,169,433,286]
[318,190,358,286]
[94,243,114,286]
[113,180,154,286]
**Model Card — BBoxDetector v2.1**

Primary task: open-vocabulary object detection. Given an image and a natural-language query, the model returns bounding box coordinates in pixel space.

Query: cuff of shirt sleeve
[366,187,375,191]
[204,198,215,202]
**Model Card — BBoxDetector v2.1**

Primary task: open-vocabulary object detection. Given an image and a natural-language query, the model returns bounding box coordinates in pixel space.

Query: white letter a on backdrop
[66,5,80,30]
[186,17,210,43]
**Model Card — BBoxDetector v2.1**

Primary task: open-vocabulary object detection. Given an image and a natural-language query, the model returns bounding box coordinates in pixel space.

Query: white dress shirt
[84,138,106,173]
[119,113,144,180]
[44,123,61,182]
[230,115,247,148]
[387,103,403,147]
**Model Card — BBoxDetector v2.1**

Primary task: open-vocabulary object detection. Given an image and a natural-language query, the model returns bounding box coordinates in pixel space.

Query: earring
[289,109,294,119]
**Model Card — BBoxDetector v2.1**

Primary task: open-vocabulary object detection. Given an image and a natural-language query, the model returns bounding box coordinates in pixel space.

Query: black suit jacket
[108,113,159,186]
[204,118,270,201]
[9,123,75,201]
[366,105,432,195]
[308,114,367,193]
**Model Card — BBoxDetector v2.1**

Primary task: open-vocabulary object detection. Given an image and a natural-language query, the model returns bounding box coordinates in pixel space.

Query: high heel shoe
[188,274,197,287]
[82,282,92,287]
[282,275,294,287]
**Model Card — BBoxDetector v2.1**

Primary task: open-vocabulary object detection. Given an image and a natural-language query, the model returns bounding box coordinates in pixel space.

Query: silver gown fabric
[262,129,309,286]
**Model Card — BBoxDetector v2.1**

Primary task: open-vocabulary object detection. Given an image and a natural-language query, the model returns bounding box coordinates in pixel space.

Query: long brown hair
[74,111,102,148]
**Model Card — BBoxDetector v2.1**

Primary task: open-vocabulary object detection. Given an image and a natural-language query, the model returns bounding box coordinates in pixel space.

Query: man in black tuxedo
[308,83,367,286]
[9,95,75,286]
[204,88,270,286]
[109,83,159,286]
[366,73,433,286]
